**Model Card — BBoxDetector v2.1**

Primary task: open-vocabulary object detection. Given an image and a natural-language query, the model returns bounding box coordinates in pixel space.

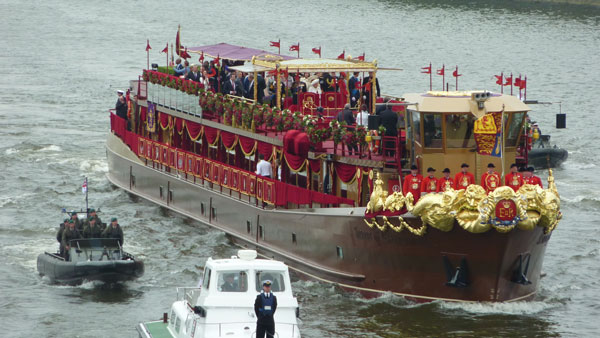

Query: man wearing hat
[62,220,82,260]
[70,211,83,231]
[221,273,238,292]
[481,163,501,194]
[56,218,69,256]
[83,217,103,239]
[523,166,543,188]
[83,208,104,230]
[115,90,128,120]
[505,163,524,191]
[421,167,438,196]
[254,280,277,338]
[454,163,475,190]
[403,165,423,202]
[102,217,124,246]
[437,168,455,192]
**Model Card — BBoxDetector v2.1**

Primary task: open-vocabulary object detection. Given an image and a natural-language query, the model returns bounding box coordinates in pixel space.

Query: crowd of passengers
[55,209,124,259]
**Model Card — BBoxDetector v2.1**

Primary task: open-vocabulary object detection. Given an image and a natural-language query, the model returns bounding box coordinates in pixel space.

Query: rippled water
[1,0,599,337]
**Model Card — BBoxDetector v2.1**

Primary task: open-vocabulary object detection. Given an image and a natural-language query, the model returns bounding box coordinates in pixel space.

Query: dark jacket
[337,108,355,126]
[362,77,381,97]
[83,224,103,239]
[254,292,277,325]
[380,108,398,136]
[223,79,242,96]
[62,227,81,249]
[102,224,124,246]
[186,71,202,82]
[116,98,128,119]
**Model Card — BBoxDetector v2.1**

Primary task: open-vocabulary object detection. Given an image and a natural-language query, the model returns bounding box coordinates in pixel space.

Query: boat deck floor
[143,321,173,338]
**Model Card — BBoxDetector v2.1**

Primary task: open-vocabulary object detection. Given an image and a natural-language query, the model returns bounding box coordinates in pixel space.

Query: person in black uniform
[83,217,103,239]
[56,218,68,255]
[221,274,238,292]
[102,217,124,246]
[379,103,398,156]
[115,90,128,120]
[254,280,277,338]
[61,220,81,260]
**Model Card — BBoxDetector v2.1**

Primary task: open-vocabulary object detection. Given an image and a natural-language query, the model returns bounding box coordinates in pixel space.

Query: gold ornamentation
[365,172,387,214]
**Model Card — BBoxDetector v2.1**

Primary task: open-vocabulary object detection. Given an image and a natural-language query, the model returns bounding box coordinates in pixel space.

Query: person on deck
[255,154,272,178]
[308,79,322,95]
[173,58,185,77]
[70,211,83,231]
[348,72,361,107]
[403,165,423,202]
[102,217,124,246]
[437,168,455,192]
[61,220,81,260]
[183,60,190,76]
[523,166,544,188]
[186,64,202,82]
[223,72,243,96]
[356,104,369,127]
[83,217,103,239]
[338,72,348,103]
[454,163,475,190]
[337,104,357,155]
[362,72,380,111]
[56,218,68,256]
[421,167,438,196]
[379,103,399,156]
[221,274,238,292]
[115,90,128,120]
[481,163,501,194]
[254,280,277,338]
[505,163,524,191]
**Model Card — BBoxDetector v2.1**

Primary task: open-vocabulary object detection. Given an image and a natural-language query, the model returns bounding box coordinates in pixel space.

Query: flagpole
[524,75,527,100]
[147,40,150,70]
[455,66,458,90]
[166,44,169,68]
[510,72,513,96]
[429,62,432,91]
[501,72,503,94]
[85,177,89,217]
[501,105,506,177]
[297,42,300,58]
[442,64,445,91]
[278,39,281,55]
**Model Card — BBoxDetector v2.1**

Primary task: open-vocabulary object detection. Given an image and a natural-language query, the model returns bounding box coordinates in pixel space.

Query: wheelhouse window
[445,114,475,148]
[217,270,248,292]
[202,268,211,290]
[506,112,525,147]
[410,110,421,145]
[423,113,442,148]
[255,271,286,292]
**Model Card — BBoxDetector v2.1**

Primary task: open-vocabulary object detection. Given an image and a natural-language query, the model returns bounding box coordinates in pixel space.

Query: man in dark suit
[185,65,202,82]
[223,72,243,96]
[379,103,398,156]
[362,72,381,110]
[337,104,358,155]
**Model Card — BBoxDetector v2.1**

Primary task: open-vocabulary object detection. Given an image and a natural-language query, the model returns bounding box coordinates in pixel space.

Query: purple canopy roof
[187,43,296,61]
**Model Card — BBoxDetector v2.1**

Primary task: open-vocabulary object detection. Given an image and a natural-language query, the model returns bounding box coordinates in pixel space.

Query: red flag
[521,78,526,89]
[294,69,300,82]
[311,47,321,57]
[213,54,220,66]
[181,47,191,59]
[436,66,445,76]
[452,67,461,77]
[199,51,204,62]
[494,74,503,85]
[289,43,300,52]
[337,50,345,60]
[504,75,512,86]
[145,39,151,52]
[161,43,168,54]
[281,68,289,79]
[514,76,522,88]
[421,65,432,74]
[175,26,181,56]
[267,69,278,76]
[270,40,280,48]
[357,53,365,61]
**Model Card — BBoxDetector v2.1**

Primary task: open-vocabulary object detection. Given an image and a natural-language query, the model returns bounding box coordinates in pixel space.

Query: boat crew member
[348,72,361,107]
[481,163,501,194]
[70,211,83,231]
[173,58,185,77]
[361,72,380,111]
[254,280,277,338]
[380,103,399,156]
[115,90,128,120]
[356,104,369,127]
[88,208,104,230]
[102,217,124,246]
[56,218,68,256]
[421,167,438,196]
[523,166,543,188]
[221,273,238,292]
[454,163,475,190]
[403,165,423,202]
[83,217,103,239]
[62,220,82,259]
[505,163,524,191]
[437,168,455,192]
[255,154,273,178]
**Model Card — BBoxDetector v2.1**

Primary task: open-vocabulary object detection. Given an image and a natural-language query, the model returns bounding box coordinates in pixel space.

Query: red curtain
[140,106,147,122]
[334,163,358,183]
[159,112,170,129]
[284,151,306,172]
[221,131,237,149]
[175,118,185,134]
[239,136,257,155]
[312,190,354,206]
[257,141,275,160]
[204,126,219,145]
[309,159,321,173]
[186,121,203,140]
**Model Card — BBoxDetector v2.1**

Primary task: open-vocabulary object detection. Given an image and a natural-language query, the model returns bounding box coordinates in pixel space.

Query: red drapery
[221,131,238,149]
[257,141,275,160]
[140,106,147,122]
[283,151,306,172]
[309,159,321,173]
[335,162,358,183]
[159,112,170,129]
[204,126,220,145]
[186,121,203,140]
[175,118,185,135]
[239,136,257,155]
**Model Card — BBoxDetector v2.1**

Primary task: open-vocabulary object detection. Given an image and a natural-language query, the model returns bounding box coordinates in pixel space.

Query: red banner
[204,159,212,181]
[139,139,146,159]
[195,156,203,177]
[177,151,185,171]
[186,153,194,174]
[169,148,176,168]
[161,145,169,165]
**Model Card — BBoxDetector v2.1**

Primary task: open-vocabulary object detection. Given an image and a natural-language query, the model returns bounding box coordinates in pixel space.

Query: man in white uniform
[255,154,272,178]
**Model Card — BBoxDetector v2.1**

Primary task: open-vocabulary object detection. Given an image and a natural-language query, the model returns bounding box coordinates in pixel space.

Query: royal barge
[106,42,561,302]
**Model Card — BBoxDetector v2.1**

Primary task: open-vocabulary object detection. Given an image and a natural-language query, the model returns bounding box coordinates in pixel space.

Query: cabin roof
[207,257,288,271]
[187,43,296,62]
[402,91,531,115]
[252,57,378,72]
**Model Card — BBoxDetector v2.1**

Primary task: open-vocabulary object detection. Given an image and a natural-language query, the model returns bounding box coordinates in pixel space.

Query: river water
[1,0,599,337]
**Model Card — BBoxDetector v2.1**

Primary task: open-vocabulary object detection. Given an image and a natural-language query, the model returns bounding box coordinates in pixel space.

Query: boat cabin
[164,250,300,338]
[66,238,126,262]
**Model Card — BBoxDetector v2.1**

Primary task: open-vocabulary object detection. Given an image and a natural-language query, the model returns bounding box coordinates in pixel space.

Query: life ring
[368,130,380,153]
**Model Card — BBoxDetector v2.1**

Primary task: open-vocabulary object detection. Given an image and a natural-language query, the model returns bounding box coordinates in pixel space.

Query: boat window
[411,110,421,145]
[445,114,475,148]
[202,268,211,290]
[175,316,181,333]
[423,114,442,148]
[506,112,525,147]
[217,270,248,292]
[170,309,175,325]
[255,271,286,292]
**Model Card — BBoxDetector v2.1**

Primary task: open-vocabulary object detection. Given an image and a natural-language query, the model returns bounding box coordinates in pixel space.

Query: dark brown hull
[106,133,551,302]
